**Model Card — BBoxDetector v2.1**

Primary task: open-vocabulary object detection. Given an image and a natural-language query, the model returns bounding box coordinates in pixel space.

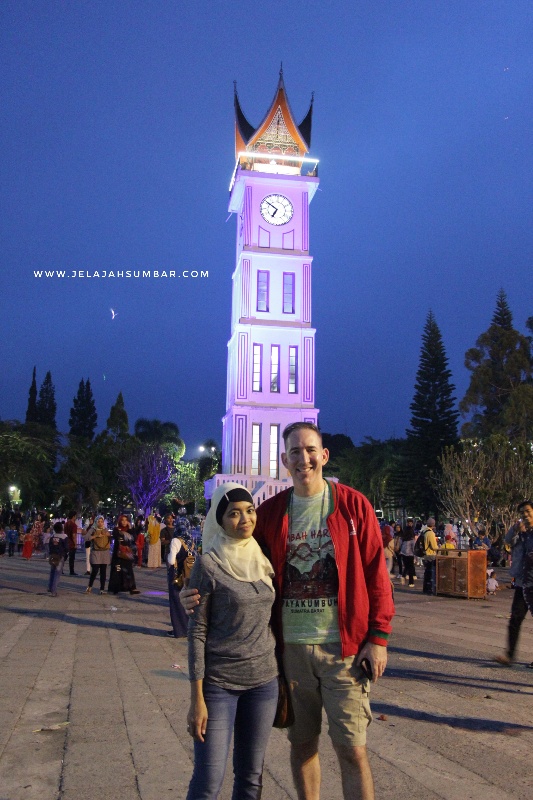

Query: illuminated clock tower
[206,69,319,504]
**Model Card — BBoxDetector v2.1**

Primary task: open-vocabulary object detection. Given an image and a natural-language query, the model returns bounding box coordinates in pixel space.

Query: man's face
[164,515,173,526]
[521,504,533,528]
[281,428,329,497]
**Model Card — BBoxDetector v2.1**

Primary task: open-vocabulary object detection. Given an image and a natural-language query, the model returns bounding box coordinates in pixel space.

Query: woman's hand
[187,697,208,742]
[180,586,201,614]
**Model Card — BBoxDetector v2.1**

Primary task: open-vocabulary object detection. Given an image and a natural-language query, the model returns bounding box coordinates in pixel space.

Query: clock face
[260,194,294,226]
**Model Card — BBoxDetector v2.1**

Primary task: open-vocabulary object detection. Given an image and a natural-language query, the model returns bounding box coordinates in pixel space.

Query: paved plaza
[0,555,532,800]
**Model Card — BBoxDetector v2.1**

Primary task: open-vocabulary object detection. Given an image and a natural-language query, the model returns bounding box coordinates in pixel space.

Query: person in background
[147,512,162,568]
[108,514,141,595]
[134,515,146,567]
[392,523,403,578]
[381,523,394,576]
[22,527,33,560]
[64,511,79,576]
[83,513,96,575]
[159,514,175,564]
[494,501,533,668]
[85,515,112,594]
[7,526,18,557]
[399,525,416,587]
[167,523,195,638]
[422,518,439,595]
[48,522,69,597]
[0,526,6,557]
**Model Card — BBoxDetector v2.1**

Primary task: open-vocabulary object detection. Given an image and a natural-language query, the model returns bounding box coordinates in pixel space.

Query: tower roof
[234,68,314,165]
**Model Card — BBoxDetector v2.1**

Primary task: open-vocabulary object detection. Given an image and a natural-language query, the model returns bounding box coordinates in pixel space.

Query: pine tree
[460,289,533,439]
[36,371,57,429]
[69,378,98,440]
[106,392,129,439]
[406,311,459,516]
[25,366,39,424]
[84,379,97,439]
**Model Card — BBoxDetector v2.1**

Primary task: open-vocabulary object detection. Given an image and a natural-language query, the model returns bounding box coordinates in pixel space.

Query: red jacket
[254,481,394,659]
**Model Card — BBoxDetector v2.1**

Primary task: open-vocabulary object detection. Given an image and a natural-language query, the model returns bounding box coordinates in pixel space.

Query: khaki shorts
[282,642,372,747]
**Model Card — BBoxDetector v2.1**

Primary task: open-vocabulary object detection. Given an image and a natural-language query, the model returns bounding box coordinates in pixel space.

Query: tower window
[270,345,280,392]
[269,425,279,479]
[283,273,295,314]
[252,344,262,392]
[289,346,298,394]
[257,270,269,312]
[251,423,261,475]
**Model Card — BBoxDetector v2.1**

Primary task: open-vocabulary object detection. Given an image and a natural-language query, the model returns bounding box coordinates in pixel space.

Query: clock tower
[206,70,320,504]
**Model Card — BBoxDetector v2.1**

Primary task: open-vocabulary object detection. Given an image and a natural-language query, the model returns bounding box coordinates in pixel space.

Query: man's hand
[180,586,200,615]
[356,642,387,683]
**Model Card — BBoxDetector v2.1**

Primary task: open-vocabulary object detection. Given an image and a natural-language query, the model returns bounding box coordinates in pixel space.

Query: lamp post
[8,485,21,508]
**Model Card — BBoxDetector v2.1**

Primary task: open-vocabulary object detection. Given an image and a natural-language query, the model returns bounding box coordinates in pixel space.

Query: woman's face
[96,518,105,529]
[221,501,257,540]
[118,516,129,529]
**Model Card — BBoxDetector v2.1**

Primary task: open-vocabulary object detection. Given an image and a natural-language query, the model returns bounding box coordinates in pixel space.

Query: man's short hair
[518,500,533,512]
[282,422,322,446]
[53,522,63,533]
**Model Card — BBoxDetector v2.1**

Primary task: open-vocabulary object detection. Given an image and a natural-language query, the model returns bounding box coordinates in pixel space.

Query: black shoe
[166,631,176,637]
[130,589,140,595]
[527,662,533,669]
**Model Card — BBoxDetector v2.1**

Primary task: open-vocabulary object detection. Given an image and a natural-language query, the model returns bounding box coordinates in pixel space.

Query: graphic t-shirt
[282,489,340,644]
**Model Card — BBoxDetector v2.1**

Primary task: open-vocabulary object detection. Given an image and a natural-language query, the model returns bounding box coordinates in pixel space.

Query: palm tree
[134,419,185,459]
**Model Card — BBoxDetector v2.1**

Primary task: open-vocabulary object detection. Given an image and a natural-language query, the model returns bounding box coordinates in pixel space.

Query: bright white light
[238,151,319,165]
[199,446,205,452]
[9,486,17,492]
[229,152,320,190]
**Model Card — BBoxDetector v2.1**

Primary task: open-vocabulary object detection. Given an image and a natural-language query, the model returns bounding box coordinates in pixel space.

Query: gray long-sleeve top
[187,553,278,690]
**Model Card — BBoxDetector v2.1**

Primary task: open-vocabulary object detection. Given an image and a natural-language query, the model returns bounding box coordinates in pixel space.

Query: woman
[147,513,162,568]
[392,522,403,577]
[48,522,69,596]
[400,526,416,587]
[186,483,278,800]
[85,515,112,594]
[108,515,141,595]
[22,528,34,560]
[134,515,146,567]
[167,524,195,638]
[381,523,394,575]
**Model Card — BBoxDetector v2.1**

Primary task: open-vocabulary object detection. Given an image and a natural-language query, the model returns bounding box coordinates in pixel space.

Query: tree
[36,371,57,429]
[25,366,39,424]
[0,422,56,506]
[197,439,221,482]
[106,392,129,440]
[405,311,459,516]
[435,437,533,539]
[134,418,185,459]
[460,290,533,440]
[171,461,206,511]
[56,438,102,512]
[334,437,409,519]
[117,443,176,515]
[69,378,98,440]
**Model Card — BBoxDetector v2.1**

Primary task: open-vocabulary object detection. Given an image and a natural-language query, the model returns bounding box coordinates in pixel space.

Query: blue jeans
[48,558,65,594]
[186,677,278,800]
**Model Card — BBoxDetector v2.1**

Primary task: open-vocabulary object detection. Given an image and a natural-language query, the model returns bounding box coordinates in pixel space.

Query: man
[159,514,175,563]
[494,500,533,669]
[64,512,79,576]
[421,518,439,594]
[183,422,394,800]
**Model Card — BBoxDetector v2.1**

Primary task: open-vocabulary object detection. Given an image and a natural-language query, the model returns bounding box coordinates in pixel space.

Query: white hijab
[202,482,274,592]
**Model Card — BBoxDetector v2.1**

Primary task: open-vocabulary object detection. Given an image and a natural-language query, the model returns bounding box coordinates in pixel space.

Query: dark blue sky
[2,1,532,453]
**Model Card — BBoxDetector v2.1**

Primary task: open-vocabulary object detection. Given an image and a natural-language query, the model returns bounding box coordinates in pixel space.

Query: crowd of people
[2,424,532,800]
